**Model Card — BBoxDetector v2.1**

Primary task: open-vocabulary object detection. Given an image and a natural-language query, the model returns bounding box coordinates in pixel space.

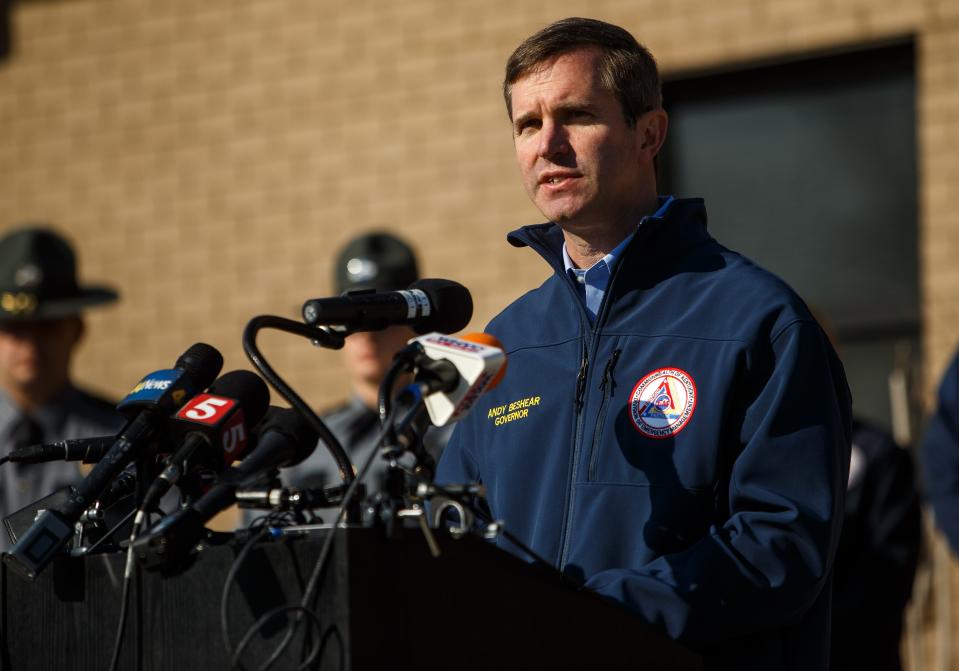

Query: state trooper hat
[0,226,118,321]
[334,232,419,294]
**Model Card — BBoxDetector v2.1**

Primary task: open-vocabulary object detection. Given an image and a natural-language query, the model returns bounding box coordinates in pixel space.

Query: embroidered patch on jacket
[628,367,697,438]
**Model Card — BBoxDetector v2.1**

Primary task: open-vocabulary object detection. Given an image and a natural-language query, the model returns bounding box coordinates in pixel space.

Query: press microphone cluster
[1,277,489,581]
[132,406,319,569]
[137,369,271,514]
[302,278,473,334]
[4,343,224,581]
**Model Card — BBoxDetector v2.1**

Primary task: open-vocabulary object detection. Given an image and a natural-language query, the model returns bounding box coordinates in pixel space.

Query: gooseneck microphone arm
[242,315,355,485]
[377,344,421,424]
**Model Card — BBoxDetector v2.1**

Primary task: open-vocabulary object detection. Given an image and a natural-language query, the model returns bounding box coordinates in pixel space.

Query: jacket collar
[506,198,710,277]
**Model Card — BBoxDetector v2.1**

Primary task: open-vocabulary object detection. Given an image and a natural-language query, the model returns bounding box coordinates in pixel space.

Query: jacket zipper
[575,345,589,412]
[587,349,622,481]
[514,216,665,572]
[559,337,591,570]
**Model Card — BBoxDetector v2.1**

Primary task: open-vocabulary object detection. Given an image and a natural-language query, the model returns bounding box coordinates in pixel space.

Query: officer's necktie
[7,413,45,498]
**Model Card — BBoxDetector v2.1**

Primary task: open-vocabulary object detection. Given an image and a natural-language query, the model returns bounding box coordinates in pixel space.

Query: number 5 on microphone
[221,417,249,464]
[176,394,235,424]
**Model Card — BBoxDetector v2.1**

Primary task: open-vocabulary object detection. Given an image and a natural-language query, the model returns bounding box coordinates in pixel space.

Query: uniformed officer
[284,232,452,501]
[0,226,124,551]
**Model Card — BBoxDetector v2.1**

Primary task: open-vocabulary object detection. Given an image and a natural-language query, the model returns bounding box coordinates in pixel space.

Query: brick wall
[1,0,957,665]
[3,0,954,404]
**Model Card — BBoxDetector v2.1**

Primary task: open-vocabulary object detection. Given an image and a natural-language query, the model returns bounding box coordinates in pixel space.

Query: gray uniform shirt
[283,395,452,504]
[0,386,123,551]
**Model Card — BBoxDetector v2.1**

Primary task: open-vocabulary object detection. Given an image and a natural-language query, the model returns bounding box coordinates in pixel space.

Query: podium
[1,527,702,670]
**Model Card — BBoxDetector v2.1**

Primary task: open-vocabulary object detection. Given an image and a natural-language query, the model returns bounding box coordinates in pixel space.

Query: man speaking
[436,17,851,670]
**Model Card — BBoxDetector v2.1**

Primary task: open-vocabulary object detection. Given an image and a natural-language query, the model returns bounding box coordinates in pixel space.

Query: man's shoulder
[320,398,375,425]
[62,386,125,434]
[486,274,574,346]
[682,244,818,341]
[71,387,117,411]
[318,397,379,445]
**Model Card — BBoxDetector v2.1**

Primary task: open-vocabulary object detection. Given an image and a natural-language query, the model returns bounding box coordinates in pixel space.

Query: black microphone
[3,343,223,581]
[301,278,473,334]
[138,369,271,513]
[6,436,116,464]
[132,406,318,569]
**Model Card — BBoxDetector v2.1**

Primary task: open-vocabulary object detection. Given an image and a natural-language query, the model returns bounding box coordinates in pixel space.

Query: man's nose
[537,120,570,159]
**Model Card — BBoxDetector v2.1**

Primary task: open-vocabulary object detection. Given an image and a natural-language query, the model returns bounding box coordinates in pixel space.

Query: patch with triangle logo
[628,367,697,438]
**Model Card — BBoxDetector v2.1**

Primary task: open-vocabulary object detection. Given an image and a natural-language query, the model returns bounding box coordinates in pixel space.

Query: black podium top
[1,526,701,670]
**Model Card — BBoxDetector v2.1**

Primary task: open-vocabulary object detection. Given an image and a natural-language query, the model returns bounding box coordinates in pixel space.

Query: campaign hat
[0,226,118,321]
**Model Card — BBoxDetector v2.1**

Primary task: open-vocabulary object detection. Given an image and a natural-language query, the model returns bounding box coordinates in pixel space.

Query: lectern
[1,527,702,670]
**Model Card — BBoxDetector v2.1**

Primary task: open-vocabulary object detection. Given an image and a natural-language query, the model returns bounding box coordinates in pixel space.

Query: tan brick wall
[3,0,950,404]
[2,0,958,665]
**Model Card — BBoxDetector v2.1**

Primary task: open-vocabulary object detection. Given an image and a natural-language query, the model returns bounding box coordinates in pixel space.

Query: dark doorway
[660,42,919,439]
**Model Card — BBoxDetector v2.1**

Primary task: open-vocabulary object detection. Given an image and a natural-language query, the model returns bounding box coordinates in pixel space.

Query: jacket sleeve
[921,352,959,554]
[583,320,852,645]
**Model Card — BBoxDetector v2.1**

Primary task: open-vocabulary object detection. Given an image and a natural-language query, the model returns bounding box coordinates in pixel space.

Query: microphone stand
[242,315,355,488]
[367,358,448,551]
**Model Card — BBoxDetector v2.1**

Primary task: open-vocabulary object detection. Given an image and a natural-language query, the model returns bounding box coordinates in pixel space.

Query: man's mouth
[540,172,580,186]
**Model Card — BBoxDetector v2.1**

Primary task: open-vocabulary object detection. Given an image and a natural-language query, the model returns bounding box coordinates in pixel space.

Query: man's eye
[516,120,540,135]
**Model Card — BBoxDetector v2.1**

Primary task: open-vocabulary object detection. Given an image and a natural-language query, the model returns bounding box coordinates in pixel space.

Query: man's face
[341,326,415,389]
[510,48,648,231]
[0,317,82,395]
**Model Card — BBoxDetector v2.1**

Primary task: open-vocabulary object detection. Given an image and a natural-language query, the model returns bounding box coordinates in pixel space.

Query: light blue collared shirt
[563,196,674,322]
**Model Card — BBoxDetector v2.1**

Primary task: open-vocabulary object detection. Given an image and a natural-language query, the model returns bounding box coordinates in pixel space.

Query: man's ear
[68,316,85,349]
[637,109,669,161]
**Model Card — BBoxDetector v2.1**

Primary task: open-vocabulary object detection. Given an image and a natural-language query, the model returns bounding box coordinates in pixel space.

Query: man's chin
[538,206,582,225]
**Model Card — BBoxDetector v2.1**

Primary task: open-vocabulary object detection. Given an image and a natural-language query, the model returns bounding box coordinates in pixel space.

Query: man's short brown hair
[503,17,662,128]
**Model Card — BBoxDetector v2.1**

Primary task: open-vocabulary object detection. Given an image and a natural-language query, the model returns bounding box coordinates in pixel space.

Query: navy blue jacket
[922,351,959,553]
[437,198,852,670]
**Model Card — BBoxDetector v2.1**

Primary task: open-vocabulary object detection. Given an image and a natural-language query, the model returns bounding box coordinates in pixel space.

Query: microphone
[3,343,223,581]
[132,406,318,569]
[138,369,271,513]
[410,332,507,426]
[301,278,473,334]
[6,436,116,464]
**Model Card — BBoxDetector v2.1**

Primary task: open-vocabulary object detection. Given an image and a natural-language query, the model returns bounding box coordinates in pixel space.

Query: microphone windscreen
[174,343,224,389]
[207,370,271,428]
[410,279,473,335]
[257,406,319,467]
[461,332,508,389]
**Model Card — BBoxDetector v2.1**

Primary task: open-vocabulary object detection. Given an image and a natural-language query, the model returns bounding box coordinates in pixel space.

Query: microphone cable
[108,496,176,671]
[225,406,399,671]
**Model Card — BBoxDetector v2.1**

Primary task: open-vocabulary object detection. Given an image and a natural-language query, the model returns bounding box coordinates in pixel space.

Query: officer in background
[0,226,123,551]
[922,349,959,553]
[830,417,920,670]
[810,310,921,670]
[285,232,452,499]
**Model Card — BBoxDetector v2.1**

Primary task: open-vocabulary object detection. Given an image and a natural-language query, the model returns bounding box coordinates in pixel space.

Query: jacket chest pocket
[584,357,720,491]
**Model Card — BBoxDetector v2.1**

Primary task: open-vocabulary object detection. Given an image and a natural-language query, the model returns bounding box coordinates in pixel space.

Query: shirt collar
[0,385,80,439]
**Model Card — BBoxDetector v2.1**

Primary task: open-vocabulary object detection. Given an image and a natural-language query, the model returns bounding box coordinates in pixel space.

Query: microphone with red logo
[132,406,318,570]
[137,370,271,514]
[410,332,507,426]
[381,333,506,472]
